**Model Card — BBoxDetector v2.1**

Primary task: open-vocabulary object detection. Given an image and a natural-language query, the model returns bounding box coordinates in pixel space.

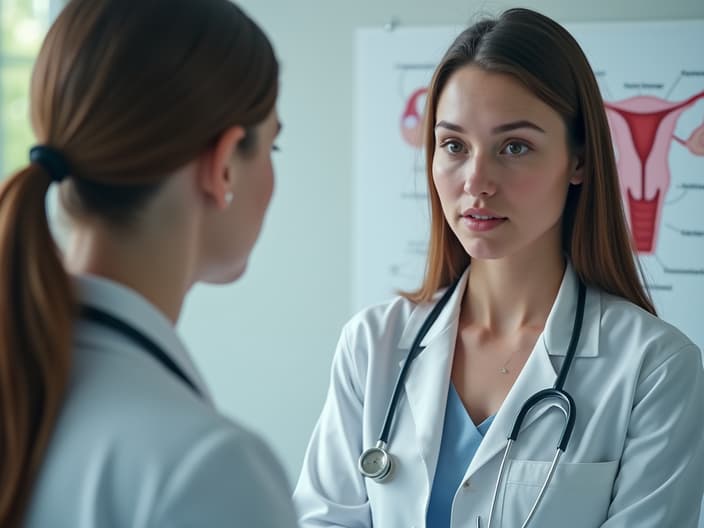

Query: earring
[224,191,234,206]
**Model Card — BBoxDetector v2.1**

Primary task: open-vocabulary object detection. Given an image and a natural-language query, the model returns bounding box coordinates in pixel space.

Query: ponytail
[0,0,280,520]
[0,165,74,525]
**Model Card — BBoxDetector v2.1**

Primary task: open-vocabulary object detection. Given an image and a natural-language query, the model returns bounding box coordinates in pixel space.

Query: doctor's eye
[272,144,281,153]
[501,141,530,157]
[439,140,466,155]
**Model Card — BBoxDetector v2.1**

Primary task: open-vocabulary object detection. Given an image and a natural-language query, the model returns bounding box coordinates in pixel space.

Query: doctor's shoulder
[334,292,434,388]
[596,288,702,378]
[124,384,298,527]
[115,399,297,527]
[30,350,297,527]
[148,417,298,528]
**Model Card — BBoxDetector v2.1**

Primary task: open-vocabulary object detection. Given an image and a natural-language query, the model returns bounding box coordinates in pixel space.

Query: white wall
[178,0,704,484]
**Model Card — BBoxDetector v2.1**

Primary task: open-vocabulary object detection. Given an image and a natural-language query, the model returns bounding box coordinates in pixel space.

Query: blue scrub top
[426,383,495,526]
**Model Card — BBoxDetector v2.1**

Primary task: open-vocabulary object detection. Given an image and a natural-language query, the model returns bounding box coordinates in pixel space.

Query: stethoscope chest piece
[358,441,394,482]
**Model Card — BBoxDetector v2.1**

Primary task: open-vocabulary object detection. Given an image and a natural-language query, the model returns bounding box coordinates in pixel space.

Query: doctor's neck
[463,250,565,334]
[63,173,202,324]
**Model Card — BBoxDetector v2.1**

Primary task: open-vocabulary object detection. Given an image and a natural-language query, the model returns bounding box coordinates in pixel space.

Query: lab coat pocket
[497,458,618,528]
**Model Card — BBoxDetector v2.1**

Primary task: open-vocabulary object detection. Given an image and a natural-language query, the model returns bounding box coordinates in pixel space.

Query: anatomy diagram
[399,86,704,254]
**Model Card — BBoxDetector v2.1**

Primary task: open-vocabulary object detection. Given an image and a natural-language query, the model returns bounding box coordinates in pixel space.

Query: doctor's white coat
[294,264,704,527]
[25,274,297,528]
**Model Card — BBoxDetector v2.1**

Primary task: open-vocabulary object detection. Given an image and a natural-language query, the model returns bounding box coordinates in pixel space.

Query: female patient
[294,8,704,528]
[0,0,296,526]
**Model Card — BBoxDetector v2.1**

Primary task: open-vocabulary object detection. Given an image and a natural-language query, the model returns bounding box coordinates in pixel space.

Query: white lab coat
[294,263,704,527]
[25,274,297,528]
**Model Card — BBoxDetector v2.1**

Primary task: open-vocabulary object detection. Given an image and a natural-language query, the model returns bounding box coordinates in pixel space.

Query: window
[0,0,61,178]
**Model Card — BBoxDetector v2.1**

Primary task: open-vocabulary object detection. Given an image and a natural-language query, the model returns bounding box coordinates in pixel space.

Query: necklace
[497,332,541,374]
[498,348,524,374]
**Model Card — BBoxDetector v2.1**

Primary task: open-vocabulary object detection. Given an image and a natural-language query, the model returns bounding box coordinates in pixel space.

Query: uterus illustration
[400,86,704,254]
[605,90,704,253]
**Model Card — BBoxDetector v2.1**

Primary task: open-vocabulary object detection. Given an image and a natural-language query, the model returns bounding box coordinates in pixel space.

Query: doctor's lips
[461,208,507,231]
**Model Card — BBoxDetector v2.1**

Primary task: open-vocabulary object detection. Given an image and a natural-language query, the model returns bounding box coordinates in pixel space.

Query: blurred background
[1,0,703,488]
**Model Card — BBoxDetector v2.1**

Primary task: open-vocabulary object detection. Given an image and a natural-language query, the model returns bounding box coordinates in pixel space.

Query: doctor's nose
[463,155,496,197]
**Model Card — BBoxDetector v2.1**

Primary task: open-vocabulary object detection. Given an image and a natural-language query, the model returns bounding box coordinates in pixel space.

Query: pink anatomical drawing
[605,90,704,253]
[399,87,704,255]
[400,87,428,149]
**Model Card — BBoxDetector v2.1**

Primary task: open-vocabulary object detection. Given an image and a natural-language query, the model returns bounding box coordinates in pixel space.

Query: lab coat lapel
[400,270,469,488]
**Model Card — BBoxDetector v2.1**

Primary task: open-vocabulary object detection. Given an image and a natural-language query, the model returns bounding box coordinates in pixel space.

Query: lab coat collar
[397,261,600,486]
[74,274,213,402]
[397,269,470,351]
[542,261,600,358]
[398,261,600,358]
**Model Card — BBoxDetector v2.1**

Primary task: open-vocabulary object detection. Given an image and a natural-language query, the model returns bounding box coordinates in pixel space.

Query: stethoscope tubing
[80,304,202,397]
[377,275,464,444]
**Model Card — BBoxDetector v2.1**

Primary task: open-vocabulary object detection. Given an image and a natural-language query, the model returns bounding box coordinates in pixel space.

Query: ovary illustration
[604,90,704,253]
[401,87,428,148]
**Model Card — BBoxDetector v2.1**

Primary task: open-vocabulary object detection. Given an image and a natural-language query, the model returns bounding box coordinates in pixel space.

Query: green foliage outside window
[2,65,34,176]
[1,0,52,178]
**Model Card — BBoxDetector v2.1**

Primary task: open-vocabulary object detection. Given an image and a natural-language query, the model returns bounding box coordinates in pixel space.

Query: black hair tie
[29,145,71,183]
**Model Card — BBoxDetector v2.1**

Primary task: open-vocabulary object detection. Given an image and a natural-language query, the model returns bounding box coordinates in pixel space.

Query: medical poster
[353,20,704,353]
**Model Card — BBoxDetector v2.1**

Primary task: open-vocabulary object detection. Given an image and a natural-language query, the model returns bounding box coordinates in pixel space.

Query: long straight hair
[0,0,278,524]
[406,8,655,316]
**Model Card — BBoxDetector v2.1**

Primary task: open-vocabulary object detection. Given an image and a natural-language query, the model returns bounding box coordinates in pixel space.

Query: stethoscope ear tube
[508,389,576,452]
[553,280,586,391]
[556,392,576,452]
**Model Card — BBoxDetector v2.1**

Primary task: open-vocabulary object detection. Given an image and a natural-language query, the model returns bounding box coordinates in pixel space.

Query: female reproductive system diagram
[400,72,704,279]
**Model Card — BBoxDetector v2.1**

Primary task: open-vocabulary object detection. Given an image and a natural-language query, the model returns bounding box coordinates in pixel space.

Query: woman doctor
[0,0,297,526]
[294,8,704,528]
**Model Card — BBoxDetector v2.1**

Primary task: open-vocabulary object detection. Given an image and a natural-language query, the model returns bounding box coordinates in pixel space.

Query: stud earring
[224,191,234,206]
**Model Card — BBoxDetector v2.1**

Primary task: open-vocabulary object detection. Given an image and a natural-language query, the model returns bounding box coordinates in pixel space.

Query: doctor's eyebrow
[434,120,546,135]
[491,120,545,134]
[435,121,466,134]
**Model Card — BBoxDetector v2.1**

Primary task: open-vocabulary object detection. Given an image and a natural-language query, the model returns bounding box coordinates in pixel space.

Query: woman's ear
[569,153,584,185]
[199,125,246,209]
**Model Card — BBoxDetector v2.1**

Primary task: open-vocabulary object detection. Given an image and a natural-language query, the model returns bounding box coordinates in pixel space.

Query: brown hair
[406,8,655,316]
[0,0,278,523]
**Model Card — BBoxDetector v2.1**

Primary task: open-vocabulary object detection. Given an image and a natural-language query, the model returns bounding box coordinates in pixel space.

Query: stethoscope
[80,305,202,397]
[358,274,587,528]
